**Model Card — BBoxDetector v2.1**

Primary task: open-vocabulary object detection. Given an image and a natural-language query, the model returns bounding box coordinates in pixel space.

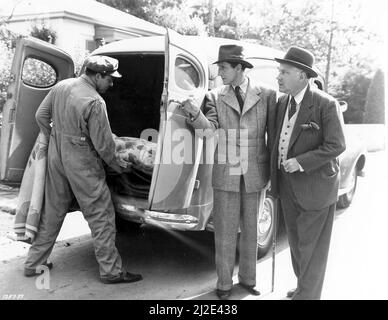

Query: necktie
[288,96,297,120]
[234,86,244,112]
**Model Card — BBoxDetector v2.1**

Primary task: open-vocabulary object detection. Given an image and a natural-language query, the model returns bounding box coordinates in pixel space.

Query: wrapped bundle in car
[107,135,157,198]
[113,134,156,176]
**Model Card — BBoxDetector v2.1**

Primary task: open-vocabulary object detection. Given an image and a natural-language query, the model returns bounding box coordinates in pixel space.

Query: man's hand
[116,153,132,170]
[264,180,271,191]
[282,158,301,173]
[180,97,201,120]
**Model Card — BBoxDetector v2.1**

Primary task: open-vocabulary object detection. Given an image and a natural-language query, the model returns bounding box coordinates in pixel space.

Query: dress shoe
[239,283,261,296]
[216,289,231,300]
[100,271,143,284]
[286,288,297,298]
[24,261,53,277]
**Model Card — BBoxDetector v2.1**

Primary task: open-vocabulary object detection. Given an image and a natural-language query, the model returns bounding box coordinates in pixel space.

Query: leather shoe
[100,271,143,284]
[24,261,53,277]
[216,289,231,300]
[287,288,297,298]
[239,282,261,296]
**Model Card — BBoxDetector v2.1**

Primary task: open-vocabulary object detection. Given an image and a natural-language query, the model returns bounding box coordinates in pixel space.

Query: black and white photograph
[0,0,386,306]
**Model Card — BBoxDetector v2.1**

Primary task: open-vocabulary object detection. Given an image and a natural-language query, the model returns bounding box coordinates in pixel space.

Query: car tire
[257,196,278,259]
[115,214,141,233]
[337,167,358,209]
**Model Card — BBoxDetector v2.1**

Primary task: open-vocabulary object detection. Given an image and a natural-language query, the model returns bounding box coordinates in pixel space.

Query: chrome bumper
[115,203,201,231]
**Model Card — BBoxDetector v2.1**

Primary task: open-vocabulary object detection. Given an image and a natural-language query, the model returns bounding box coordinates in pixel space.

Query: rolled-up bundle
[112,135,157,175]
[108,135,157,198]
[14,132,48,242]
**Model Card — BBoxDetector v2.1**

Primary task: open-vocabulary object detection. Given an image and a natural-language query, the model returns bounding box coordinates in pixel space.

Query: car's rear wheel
[257,196,277,258]
[337,167,358,208]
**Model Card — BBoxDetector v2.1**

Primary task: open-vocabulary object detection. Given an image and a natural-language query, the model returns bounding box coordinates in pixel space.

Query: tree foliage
[364,69,385,124]
[0,39,14,112]
[333,70,371,124]
[0,25,19,112]
[97,0,183,23]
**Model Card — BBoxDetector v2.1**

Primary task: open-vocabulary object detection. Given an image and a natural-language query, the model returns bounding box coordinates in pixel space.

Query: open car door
[0,37,74,183]
[149,30,209,210]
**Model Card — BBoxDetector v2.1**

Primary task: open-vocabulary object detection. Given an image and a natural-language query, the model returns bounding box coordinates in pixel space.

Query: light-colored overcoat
[189,77,277,290]
[190,78,277,193]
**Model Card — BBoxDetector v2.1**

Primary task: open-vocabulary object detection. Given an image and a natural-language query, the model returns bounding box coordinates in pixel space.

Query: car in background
[0,31,366,259]
[336,101,367,208]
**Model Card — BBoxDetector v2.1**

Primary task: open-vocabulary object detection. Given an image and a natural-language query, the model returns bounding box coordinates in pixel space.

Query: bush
[0,39,14,112]
[331,69,372,124]
[30,23,57,44]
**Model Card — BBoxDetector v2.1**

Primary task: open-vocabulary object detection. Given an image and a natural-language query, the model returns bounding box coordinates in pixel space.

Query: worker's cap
[85,55,122,78]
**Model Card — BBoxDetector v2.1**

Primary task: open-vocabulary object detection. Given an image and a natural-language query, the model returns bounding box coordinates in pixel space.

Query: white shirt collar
[292,85,308,105]
[232,77,248,94]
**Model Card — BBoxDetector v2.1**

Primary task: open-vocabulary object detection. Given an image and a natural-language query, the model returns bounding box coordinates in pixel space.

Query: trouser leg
[24,203,66,271]
[293,204,335,300]
[238,187,261,286]
[213,189,240,291]
[279,172,301,278]
[77,185,123,279]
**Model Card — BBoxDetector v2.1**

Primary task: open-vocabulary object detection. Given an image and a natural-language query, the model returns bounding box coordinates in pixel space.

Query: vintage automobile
[0,31,366,258]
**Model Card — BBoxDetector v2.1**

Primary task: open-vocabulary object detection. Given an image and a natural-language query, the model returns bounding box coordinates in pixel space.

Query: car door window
[174,57,200,91]
[22,57,57,88]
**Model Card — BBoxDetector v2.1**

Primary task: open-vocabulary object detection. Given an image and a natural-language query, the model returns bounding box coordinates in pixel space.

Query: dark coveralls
[25,74,124,279]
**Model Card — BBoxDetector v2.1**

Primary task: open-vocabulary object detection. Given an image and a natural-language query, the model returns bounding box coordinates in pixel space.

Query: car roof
[92,35,284,65]
[93,36,165,55]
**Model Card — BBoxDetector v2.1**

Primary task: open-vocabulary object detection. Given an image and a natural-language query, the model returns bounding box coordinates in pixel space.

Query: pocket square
[300,121,320,130]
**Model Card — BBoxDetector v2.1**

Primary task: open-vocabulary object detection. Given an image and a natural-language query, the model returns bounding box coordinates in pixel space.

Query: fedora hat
[214,44,253,69]
[275,46,318,78]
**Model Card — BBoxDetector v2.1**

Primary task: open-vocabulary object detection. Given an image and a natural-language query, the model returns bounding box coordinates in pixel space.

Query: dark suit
[270,85,346,299]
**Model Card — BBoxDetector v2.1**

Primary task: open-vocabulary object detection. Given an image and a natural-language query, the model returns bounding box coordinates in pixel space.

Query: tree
[97,0,206,35]
[97,0,183,22]
[364,69,385,124]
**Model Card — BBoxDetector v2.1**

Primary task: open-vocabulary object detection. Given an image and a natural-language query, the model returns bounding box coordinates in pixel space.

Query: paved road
[0,150,387,300]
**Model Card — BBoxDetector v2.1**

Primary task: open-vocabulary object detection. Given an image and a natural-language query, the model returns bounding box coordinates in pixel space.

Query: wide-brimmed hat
[275,46,318,78]
[213,44,253,69]
[85,55,122,78]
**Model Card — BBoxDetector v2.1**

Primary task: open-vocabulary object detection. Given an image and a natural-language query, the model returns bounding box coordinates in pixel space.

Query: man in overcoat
[271,46,346,299]
[181,45,277,299]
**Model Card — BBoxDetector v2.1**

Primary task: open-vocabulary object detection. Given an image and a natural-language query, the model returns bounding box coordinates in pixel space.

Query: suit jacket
[190,77,277,193]
[270,85,346,210]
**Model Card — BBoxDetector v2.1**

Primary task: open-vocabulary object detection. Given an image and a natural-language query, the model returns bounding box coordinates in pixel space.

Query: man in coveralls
[24,56,143,284]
